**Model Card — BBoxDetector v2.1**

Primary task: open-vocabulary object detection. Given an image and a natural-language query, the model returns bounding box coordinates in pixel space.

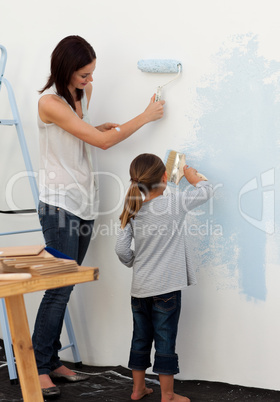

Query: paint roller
[137,59,182,101]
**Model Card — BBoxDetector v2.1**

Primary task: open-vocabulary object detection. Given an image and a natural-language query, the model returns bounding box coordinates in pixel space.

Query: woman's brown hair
[39,35,96,110]
[119,153,166,228]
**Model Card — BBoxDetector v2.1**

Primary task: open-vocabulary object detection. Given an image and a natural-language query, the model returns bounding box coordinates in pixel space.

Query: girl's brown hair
[39,35,96,110]
[119,153,166,228]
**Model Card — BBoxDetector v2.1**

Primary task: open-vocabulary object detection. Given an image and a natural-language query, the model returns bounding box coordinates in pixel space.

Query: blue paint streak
[183,35,280,300]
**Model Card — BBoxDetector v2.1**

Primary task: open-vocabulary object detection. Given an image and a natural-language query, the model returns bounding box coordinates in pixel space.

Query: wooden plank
[5,294,44,402]
[0,245,45,257]
[0,267,99,298]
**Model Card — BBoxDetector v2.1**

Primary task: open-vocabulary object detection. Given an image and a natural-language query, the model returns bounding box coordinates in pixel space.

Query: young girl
[115,153,213,402]
[32,36,165,398]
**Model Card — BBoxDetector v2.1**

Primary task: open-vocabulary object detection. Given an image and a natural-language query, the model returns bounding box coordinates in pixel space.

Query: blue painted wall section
[181,34,280,301]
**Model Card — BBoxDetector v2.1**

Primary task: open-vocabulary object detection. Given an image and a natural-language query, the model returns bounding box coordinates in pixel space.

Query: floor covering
[0,341,279,401]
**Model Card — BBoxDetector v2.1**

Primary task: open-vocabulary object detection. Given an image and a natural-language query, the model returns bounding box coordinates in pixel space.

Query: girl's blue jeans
[32,201,94,375]
[128,290,181,375]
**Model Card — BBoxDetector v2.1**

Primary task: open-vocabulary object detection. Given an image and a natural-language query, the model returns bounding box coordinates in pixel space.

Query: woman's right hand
[143,94,165,122]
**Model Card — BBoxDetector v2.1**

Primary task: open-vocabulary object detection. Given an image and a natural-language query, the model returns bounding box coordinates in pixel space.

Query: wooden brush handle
[196,172,208,181]
[0,273,32,280]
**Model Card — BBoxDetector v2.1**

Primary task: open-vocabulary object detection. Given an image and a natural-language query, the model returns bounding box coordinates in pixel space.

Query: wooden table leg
[5,295,43,402]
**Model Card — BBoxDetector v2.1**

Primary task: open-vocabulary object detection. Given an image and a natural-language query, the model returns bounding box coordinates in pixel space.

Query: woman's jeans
[32,201,94,375]
[129,290,181,375]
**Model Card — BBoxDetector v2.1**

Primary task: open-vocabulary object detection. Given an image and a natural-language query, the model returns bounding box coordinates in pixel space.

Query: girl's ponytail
[119,181,143,229]
[119,153,166,229]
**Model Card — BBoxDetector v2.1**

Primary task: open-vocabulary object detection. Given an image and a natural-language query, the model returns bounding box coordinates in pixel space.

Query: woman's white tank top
[38,86,99,220]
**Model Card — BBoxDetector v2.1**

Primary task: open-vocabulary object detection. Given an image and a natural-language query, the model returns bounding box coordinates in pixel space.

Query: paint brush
[165,150,207,185]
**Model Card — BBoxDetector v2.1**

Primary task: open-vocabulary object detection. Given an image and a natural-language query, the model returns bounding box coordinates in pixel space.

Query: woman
[32,35,165,398]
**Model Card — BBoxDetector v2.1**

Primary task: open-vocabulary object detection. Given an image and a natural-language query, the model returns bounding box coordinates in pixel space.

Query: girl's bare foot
[161,392,190,402]
[131,386,153,400]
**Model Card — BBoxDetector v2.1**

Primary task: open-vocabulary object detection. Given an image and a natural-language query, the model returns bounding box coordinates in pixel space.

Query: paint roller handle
[143,94,165,122]
[155,87,162,102]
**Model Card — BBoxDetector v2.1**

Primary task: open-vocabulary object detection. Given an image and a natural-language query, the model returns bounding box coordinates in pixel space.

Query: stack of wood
[0,245,78,276]
[2,256,78,276]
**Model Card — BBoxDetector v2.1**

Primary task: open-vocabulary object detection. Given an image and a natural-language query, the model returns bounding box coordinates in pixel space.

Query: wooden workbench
[0,258,99,402]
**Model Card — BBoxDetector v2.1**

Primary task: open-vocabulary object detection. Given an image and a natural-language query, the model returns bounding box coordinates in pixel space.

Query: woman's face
[68,59,96,92]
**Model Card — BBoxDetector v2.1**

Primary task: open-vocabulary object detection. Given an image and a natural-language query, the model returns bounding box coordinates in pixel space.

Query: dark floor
[0,341,279,401]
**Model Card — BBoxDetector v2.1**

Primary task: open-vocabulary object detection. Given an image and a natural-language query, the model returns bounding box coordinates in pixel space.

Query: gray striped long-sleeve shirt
[115,181,213,298]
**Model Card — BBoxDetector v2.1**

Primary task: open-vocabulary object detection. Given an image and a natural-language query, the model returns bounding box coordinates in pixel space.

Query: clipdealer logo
[238,168,275,234]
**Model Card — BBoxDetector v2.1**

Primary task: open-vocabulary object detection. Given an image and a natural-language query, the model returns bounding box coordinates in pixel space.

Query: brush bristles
[165,150,178,181]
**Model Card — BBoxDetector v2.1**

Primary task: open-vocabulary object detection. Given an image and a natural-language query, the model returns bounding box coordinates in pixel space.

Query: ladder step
[0,119,17,126]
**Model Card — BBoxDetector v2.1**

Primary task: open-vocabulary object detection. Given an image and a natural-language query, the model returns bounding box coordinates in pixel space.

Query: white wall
[1,0,280,391]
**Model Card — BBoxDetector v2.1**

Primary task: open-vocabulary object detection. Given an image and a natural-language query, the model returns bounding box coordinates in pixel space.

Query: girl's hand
[96,122,119,132]
[183,165,204,186]
[143,94,165,122]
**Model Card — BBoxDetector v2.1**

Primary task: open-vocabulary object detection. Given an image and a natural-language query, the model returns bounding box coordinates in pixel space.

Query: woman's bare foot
[161,392,190,402]
[131,386,153,400]
[52,365,76,376]
[39,374,56,389]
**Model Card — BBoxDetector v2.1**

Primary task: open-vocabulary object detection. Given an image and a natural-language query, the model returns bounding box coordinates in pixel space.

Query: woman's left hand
[96,122,119,132]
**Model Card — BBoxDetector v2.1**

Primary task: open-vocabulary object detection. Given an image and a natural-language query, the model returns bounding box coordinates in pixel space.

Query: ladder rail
[0,45,7,83]
[0,76,39,210]
[0,299,17,383]
[0,228,41,237]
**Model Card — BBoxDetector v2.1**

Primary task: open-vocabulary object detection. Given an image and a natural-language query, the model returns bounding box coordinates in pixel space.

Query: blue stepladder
[0,45,83,384]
